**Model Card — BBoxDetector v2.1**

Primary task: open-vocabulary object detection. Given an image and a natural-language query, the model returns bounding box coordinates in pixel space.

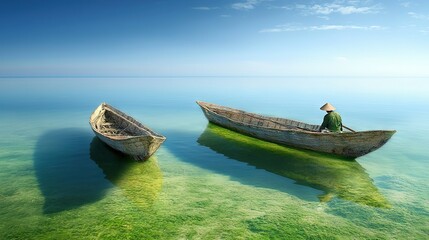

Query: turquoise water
[0,77,428,239]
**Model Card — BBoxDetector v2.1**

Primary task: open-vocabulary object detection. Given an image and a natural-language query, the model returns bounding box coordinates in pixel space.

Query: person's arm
[320,115,328,131]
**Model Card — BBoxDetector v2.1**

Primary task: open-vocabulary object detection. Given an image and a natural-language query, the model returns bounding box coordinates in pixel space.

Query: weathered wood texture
[196,101,395,158]
[90,103,166,160]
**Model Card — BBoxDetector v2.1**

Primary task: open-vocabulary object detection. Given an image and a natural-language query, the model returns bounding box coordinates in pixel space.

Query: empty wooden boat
[196,101,395,158]
[90,103,166,161]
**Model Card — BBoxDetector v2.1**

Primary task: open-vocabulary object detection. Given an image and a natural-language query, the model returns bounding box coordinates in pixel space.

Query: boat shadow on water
[89,137,163,209]
[34,128,112,214]
[34,128,162,214]
[196,124,390,208]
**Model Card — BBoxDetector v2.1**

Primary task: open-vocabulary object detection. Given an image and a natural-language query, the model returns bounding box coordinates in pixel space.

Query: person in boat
[319,103,343,132]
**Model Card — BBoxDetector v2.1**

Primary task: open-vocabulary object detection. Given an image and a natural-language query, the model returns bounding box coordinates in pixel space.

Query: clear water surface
[0,77,428,239]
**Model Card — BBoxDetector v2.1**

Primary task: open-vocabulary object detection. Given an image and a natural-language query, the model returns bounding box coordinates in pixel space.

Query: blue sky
[0,0,428,77]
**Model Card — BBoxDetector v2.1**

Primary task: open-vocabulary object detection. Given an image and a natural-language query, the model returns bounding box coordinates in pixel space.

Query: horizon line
[1,75,428,79]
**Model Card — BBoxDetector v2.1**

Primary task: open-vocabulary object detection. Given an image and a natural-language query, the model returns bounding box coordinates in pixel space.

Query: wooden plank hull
[197,101,395,158]
[90,103,166,160]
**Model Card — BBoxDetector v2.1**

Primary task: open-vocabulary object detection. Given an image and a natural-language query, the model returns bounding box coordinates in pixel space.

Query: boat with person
[196,101,395,158]
[89,103,166,161]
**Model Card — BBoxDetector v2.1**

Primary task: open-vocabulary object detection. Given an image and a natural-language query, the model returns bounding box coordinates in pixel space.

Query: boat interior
[94,109,143,137]
[208,106,321,132]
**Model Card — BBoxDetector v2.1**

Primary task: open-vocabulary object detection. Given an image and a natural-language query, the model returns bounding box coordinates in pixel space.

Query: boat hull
[91,130,163,160]
[90,103,166,160]
[197,101,395,158]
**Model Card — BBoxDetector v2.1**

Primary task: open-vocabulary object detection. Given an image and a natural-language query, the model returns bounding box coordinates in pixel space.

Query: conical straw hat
[320,103,336,111]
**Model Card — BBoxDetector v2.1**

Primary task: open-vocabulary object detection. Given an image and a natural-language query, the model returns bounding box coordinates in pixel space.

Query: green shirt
[320,111,342,132]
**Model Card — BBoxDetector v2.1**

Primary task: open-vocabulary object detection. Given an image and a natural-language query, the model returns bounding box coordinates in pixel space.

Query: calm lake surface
[0,77,428,239]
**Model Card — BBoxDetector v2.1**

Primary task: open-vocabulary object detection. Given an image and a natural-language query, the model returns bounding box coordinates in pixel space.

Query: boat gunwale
[196,101,396,136]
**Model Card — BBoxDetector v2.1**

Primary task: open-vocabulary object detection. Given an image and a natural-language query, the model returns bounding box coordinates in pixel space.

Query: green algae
[1,143,428,239]
[0,95,428,239]
[90,137,163,208]
[198,123,390,208]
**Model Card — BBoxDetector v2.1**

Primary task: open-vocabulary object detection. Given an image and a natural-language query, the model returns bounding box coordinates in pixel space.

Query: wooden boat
[196,101,395,158]
[89,103,166,161]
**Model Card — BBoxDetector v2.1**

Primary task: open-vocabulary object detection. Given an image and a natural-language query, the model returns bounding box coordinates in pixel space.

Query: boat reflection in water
[90,137,163,208]
[197,124,390,208]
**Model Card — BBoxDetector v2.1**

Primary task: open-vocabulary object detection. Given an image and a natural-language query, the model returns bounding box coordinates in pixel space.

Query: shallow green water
[0,77,428,239]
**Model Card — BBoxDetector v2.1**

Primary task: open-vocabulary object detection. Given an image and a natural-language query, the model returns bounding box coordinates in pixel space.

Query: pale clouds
[313,25,382,30]
[296,1,381,15]
[232,0,261,10]
[194,0,263,11]
[335,56,349,63]
[419,28,429,34]
[400,1,412,8]
[260,24,383,33]
[192,7,219,11]
[408,12,429,20]
[314,5,373,14]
